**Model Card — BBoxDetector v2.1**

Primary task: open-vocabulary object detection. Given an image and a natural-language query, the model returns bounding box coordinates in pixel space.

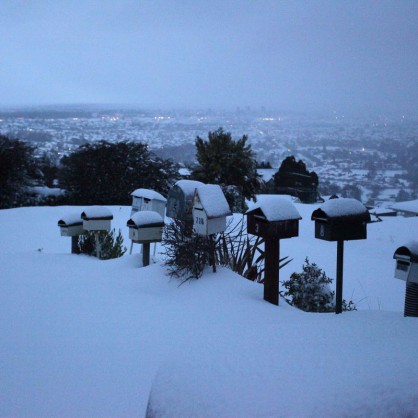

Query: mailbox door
[83,219,111,231]
[193,208,208,236]
[315,221,367,241]
[137,226,163,242]
[394,259,410,281]
[248,214,299,239]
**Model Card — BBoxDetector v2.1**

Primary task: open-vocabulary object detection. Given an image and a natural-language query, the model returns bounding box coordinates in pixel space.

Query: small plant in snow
[283,257,357,313]
[78,229,126,260]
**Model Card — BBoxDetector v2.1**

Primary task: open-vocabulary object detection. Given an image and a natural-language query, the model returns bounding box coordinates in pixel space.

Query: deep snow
[0,204,417,417]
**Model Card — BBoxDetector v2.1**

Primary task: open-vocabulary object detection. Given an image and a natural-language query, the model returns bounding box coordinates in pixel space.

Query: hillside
[0,204,417,417]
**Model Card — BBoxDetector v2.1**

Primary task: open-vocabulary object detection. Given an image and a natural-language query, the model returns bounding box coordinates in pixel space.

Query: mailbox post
[311,197,370,314]
[127,211,165,267]
[393,242,418,317]
[57,213,84,253]
[247,196,302,306]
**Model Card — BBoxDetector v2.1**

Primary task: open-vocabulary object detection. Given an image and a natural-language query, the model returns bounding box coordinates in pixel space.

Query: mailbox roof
[311,198,370,222]
[174,180,204,196]
[247,195,302,221]
[194,184,232,218]
[81,206,113,220]
[57,213,82,227]
[128,211,164,228]
[130,188,167,202]
[394,241,418,262]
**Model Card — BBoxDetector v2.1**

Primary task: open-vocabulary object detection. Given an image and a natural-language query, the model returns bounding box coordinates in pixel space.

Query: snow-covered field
[0,204,417,417]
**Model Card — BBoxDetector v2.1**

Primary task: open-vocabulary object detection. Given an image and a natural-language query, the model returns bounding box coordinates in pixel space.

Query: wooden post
[264,238,280,305]
[336,240,344,314]
[71,236,79,254]
[211,235,216,273]
[95,232,101,259]
[143,242,150,266]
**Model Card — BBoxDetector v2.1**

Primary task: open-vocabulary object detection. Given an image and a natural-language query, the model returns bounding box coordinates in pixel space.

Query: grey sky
[0,0,417,114]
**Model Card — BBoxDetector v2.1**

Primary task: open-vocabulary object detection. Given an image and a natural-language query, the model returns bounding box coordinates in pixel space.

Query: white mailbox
[393,242,418,284]
[192,184,231,236]
[81,206,113,231]
[58,213,84,236]
[127,211,165,243]
[130,188,167,218]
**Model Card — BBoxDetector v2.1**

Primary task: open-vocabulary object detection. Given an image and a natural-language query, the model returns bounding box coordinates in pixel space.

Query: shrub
[282,258,357,313]
[78,229,126,260]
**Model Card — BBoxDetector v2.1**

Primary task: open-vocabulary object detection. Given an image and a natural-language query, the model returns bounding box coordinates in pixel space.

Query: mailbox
[58,213,84,236]
[393,242,418,284]
[246,196,302,239]
[81,206,113,231]
[130,188,167,218]
[311,197,370,241]
[192,184,231,236]
[127,211,165,243]
[166,180,204,221]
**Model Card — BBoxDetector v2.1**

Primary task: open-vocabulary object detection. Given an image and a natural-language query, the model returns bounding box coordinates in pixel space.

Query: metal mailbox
[81,206,113,231]
[166,180,204,221]
[246,196,302,239]
[393,242,418,284]
[130,188,167,218]
[58,214,84,237]
[127,211,165,243]
[311,197,371,242]
[192,184,231,236]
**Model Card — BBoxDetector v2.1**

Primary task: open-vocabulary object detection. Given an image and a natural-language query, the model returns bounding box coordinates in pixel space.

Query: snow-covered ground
[0,204,417,417]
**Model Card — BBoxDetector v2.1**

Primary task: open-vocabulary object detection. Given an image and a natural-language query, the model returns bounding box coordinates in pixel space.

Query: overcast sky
[0,0,417,115]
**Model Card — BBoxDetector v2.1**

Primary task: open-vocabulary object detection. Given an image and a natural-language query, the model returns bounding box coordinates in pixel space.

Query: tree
[0,135,38,209]
[59,140,179,205]
[191,128,261,211]
[273,156,319,203]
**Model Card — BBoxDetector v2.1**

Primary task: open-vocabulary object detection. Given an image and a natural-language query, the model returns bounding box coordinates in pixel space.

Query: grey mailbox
[127,211,165,266]
[311,197,371,314]
[130,188,167,218]
[393,241,418,317]
[81,206,113,231]
[192,184,231,236]
[58,213,84,253]
[166,180,204,221]
[246,196,302,306]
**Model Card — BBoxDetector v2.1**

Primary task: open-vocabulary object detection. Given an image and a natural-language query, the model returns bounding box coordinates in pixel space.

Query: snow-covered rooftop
[130,188,167,202]
[81,206,113,220]
[317,197,368,218]
[390,199,418,215]
[247,195,302,221]
[174,179,204,195]
[194,184,231,218]
[128,211,164,227]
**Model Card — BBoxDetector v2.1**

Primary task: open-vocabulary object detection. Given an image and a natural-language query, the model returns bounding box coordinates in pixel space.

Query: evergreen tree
[191,128,261,211]
[59,141,179,205]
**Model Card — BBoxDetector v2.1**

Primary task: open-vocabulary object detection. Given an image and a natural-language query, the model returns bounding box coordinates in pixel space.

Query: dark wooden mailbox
[166,180,204,221]
[311,198,370,242]
[247,196,302,239]
[246,196,302,306]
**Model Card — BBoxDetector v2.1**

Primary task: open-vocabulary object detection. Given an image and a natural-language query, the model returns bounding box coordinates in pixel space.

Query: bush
[162,219,213,282]
[282,258,356,313]
[78,229,126,260]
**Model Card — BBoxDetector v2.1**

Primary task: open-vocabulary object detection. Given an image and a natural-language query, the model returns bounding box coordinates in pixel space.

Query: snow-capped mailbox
[192,184,231,236]
[127,211,165,243]
[246,195,302,239]
[57,213,84,237]
[246,196,302,306]
[311,198,371,242]
[130,188,167,218]
[393,242,418,284]
[166,180,204,221]
[81,206,113,231]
